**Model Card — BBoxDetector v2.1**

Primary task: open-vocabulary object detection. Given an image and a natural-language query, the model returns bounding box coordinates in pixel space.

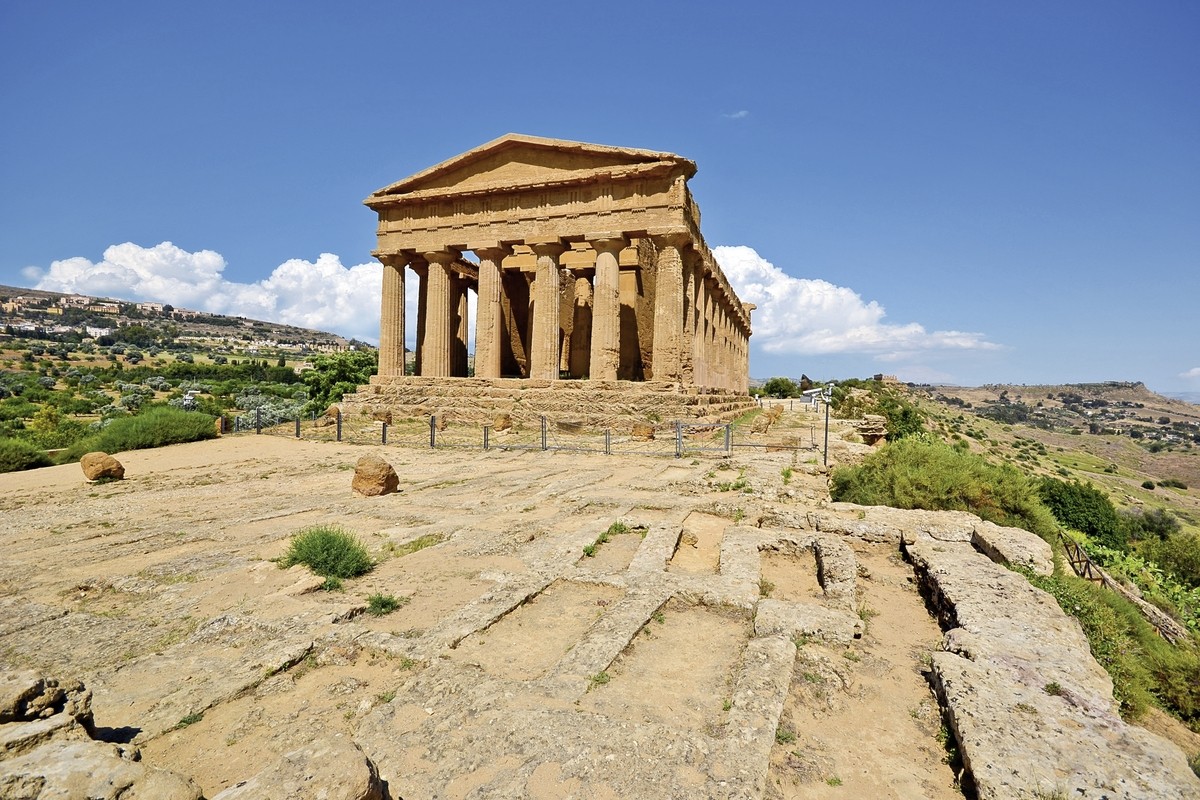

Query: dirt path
[767,542,962,799]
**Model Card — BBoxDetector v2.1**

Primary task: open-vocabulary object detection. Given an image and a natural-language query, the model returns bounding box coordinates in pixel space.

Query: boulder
[0,672,202,799]
[80,452,124,481]
[212,735,385,800]
[352,455,399,497]
[371,410,392,425]
[492,413,513,432]
[750,415,771,434]
[631,423,655,441]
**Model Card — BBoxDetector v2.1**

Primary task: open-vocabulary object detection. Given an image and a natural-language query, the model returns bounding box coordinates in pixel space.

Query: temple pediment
[366,134,696,204]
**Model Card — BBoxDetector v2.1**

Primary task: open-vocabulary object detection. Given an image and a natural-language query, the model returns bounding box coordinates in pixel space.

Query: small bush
[280,525,373,579]
[0,438,53,473]
[830,436,1058,541]
[1142,480,1156,490]
[1039,477,1125,549]
[367,593,405,616]
[63,406,216,461]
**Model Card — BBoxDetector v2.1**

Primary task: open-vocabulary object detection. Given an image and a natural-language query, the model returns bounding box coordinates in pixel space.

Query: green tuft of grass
[321,576,343,591]
[174,711,204,729]
[589,671,611,687]
[386,534,443,558]
[367,593,406,616]
[775,726,796,744]
[280,525,373,580]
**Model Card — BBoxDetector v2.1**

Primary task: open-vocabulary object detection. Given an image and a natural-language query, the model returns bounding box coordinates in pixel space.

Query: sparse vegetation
[279,525,373,580]
[367,593,406,616]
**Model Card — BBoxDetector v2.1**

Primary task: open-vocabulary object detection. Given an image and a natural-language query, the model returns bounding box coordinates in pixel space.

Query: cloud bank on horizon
[27,241,998,366]
[712,246,998,362]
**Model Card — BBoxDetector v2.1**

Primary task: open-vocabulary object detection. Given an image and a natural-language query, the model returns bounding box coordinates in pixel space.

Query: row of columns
[376,233,750,391]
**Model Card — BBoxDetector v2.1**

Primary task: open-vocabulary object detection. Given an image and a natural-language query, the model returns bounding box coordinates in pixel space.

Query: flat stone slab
[907,539,1200,799]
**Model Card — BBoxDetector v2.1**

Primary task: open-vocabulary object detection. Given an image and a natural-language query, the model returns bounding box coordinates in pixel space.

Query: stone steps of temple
[341,377,757,426]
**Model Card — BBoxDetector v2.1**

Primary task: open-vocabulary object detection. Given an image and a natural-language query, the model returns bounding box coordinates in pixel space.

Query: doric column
[681,250,703,387]
[528,240,566,380]
[453,274,469,377]
[694,268,709,388]
[471,245,511,379]
[568,276,592,378]
[586,235,626,381]
[410,258,429,376]
[650,231,690,383]
[422,249,458,378]
[376,253,409,377]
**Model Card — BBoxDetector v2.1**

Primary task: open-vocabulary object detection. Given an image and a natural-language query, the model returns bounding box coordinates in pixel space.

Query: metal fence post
[294,415,301,439]
[381,421,388,445]
[336,409,342,442]
[255,407,261,434]
[605,429,611,455]
[483,425,490,451]
[540,416,548,451]
[724,423,732,453]
[429,415,436,448]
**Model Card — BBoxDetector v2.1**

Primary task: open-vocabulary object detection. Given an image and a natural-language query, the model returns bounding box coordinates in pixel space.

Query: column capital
[470,243,513,262]
[423,248,461,266]
[649,229,691,250]
[526,239,567,258]
[373,251,412,269]
[586,234,628,254]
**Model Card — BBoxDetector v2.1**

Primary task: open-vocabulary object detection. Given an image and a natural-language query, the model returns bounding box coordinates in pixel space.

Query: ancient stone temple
[343,134,756,425]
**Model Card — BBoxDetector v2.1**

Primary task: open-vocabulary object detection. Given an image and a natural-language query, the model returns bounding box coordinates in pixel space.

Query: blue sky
[2,2,1197,394]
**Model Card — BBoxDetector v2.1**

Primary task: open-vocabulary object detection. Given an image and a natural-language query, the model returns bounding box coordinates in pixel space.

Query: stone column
[694,268,709,388]
[410,259,429,376]
[377,253,409,377]
[422,249,458,378]
[568,276,592,378]
[586,235,626,381]
[453,275,469,377]
[650,231,689,383]
[472,245,510,379]
[528,240,566,380]
[681,250,703,387]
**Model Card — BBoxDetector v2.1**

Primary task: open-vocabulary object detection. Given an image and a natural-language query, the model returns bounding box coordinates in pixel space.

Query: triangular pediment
[368,134,694,201]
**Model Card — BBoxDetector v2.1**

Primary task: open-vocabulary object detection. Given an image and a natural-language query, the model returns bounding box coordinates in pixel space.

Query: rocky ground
[1,407,1197,799]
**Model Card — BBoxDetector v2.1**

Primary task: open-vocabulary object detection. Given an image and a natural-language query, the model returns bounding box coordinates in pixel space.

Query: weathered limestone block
[352,455,399,497]
[971,520,1054,576]
[0,739,203,800]
[907,539,1200,799]
[753,599,860,644]
[631,423,655,441]
[0,672,202,799]
[750,415,771,434]
[80,452,124,481]
[492,412,513,431]
[371,409,392,425]
[212,735,385,800]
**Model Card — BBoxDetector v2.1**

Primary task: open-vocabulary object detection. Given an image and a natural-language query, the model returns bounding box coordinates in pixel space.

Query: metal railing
[225,409,823,460]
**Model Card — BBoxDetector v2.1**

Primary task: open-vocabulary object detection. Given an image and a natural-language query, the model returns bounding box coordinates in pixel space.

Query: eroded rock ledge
[905,536,1200,799]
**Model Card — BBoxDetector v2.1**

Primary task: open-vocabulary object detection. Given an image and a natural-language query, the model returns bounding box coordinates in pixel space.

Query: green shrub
[0,438,53,473]
[366,593,406,616]
[280,525,373,579]
[1142,531,1200,589]
[1039,477,1125,550]
[63,406,216,461]
[1142,480,1156,490]
[829,436,1058,540]
[1024,569,1200,723]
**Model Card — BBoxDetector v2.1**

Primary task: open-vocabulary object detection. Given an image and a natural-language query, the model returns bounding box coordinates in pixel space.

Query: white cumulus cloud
[28,242,383,342]
[1180,367,1200,380]
[712,245,998,359]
